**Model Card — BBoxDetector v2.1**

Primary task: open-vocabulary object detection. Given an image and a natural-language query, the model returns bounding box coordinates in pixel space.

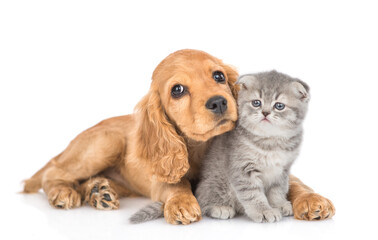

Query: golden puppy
[23,49,334,224]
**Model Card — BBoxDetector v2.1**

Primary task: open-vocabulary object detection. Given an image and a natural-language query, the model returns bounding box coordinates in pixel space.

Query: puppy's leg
[23,153,60,193]
[80,177,135,210]
[43,171,81,209]
[288,175,335,220]
[151,178,201,225]
[42,128,125,209]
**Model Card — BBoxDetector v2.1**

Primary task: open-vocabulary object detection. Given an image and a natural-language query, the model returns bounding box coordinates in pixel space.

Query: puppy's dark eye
[252,100,261,107]
[213,71,225,83]
[274,102,285,110]
[171,84,186,98]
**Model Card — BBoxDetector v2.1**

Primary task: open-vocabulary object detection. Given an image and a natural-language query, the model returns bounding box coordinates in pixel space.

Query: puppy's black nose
[206,96,228,114]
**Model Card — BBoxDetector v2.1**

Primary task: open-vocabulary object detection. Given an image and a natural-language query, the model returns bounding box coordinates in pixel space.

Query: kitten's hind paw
[279,201,293,216]
[208,206,236,220]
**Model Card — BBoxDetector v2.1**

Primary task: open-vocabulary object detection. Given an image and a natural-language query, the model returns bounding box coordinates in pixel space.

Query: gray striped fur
[129,202,164,224]
[195,71,310,223]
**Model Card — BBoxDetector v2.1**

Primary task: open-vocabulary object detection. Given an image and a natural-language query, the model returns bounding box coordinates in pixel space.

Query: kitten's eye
[213,71,225,83]
[171,84,186,98]
[274,102,285,110]
[252,100,261,107]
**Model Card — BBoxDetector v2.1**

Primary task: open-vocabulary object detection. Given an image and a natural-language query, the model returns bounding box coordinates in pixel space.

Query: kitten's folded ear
[236,74,257,89]
[292,80,310,102]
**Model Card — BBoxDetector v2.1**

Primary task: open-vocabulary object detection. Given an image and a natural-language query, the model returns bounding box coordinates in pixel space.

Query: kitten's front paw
[208,206,236,220]
[262,208,282,223]
[278,201,293,216]
[249,208,282,223]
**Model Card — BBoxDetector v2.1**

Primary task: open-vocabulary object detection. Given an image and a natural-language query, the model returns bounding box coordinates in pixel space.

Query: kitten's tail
[129,202,164,224]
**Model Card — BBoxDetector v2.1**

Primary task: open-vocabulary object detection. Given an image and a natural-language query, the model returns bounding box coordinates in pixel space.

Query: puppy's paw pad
[87,180,119,210]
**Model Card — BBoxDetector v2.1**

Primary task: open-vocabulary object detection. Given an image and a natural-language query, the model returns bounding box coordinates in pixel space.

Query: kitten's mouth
[261,118,271,123]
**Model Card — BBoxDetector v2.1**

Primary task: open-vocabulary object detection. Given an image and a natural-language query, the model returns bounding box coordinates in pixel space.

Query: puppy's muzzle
[205,96,228,115]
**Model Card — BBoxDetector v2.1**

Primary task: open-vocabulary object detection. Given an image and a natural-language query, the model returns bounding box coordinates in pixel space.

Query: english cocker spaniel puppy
[23,49,334,224]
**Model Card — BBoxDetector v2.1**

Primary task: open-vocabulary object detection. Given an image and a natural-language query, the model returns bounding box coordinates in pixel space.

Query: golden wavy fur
[23,49,334,224]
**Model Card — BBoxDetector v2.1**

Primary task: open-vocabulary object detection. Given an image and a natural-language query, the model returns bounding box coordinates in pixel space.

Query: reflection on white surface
[4,192,347,240]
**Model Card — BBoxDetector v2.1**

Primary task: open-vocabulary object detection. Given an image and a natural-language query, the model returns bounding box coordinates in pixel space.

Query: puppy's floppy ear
[222,63,240,99]
[135,90,189,184]
[291,79,310,102]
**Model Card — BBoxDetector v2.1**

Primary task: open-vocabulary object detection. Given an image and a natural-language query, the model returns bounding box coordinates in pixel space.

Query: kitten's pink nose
[262,112,270,117]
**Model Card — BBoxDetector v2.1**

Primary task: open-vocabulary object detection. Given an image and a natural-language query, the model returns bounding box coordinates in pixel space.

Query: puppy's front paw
[164,194,201,225]
[293,193,335,220]
[48,187,81,209]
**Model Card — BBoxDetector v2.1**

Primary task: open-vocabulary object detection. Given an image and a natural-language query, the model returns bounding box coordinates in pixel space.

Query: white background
[1,1,377,239]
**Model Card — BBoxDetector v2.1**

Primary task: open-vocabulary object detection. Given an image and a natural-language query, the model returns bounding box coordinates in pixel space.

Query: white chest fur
[253,147,298,187]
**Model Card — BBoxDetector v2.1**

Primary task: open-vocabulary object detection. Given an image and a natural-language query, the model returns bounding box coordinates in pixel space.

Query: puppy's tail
[23,154,60,193]
[129,202,164,224]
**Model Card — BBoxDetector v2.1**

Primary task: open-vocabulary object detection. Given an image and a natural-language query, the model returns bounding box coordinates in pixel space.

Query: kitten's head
[236,70,310,137]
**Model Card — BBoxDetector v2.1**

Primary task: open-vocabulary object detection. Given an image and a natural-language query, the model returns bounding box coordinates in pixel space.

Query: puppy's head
[136,49,238,183]
[151,49,238,141]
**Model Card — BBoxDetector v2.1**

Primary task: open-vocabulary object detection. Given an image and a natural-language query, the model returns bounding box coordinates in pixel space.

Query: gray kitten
[129,70,310,223]
[196,70,310,222]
